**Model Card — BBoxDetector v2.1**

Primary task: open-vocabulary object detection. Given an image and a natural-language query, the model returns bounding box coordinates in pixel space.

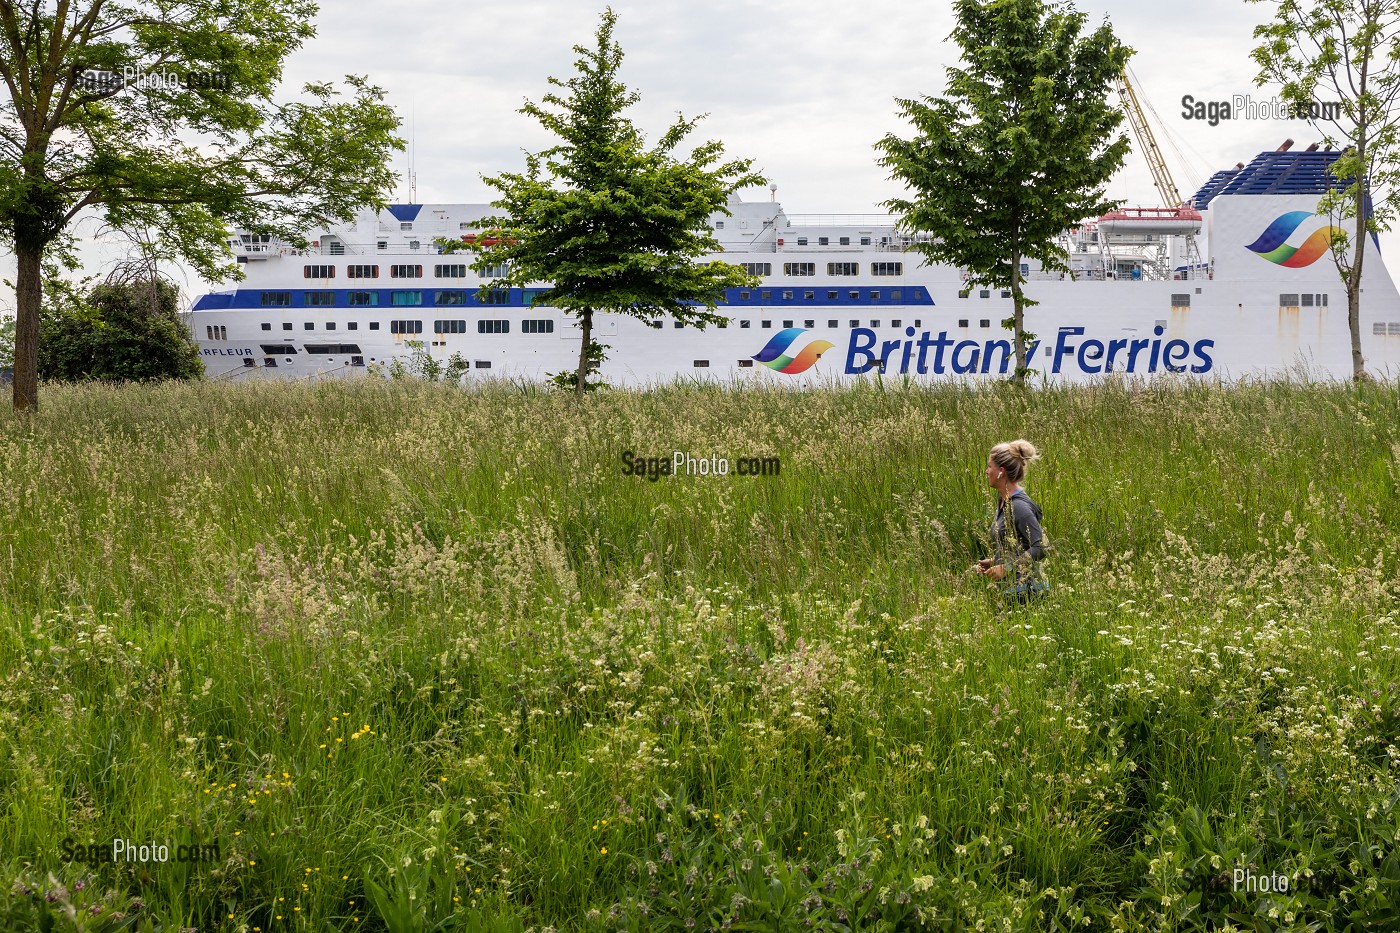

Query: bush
[39,278,203,383]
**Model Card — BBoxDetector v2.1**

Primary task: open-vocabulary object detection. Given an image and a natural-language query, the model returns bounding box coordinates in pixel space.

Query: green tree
[0,0,403,411]
[38,276,202,381]
[1251,0,1400,383]
[0,310,12,370]
[439,8,764,394]
[875,0,1131,385]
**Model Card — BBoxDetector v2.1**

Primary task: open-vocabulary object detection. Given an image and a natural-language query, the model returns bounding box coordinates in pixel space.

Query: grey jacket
[991,488,1049,586]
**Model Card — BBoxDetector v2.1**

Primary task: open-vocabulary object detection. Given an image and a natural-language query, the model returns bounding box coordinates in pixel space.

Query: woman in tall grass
[977,439,1050,601]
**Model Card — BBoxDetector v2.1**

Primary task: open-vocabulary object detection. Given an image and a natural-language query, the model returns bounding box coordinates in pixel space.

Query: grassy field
[1,377,1399,932]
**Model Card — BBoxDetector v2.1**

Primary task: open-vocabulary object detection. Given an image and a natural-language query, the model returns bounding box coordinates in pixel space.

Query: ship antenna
[409,100,418,205]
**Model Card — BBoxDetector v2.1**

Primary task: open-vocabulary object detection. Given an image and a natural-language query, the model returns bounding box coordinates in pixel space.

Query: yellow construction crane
[1116,69,1186,208]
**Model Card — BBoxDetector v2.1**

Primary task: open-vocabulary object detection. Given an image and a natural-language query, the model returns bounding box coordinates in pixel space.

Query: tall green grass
[1,377,1398,931]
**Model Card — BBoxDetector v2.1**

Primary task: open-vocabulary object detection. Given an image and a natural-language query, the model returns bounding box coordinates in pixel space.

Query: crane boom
[1116,70,1185,208]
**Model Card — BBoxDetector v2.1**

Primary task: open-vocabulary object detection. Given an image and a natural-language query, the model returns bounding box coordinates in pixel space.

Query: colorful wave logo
[1246,211,1340,267]
[753,328,834,374]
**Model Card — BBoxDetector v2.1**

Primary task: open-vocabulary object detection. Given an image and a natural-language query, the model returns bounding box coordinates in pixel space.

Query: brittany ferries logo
[753,328,834,374]
[1246,212,1340,267]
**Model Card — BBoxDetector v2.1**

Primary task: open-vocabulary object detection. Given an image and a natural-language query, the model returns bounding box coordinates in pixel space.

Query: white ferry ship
[191,146,1400,383]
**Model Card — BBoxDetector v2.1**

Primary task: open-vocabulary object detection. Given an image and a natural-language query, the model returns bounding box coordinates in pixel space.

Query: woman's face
[986,456,1000,488]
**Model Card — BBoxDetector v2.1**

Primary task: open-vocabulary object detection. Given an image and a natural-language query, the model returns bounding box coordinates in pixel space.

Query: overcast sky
[1,0,1382,313]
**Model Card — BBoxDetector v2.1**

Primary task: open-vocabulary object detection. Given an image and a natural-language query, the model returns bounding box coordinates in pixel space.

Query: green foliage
[547,339,610,392]
[876,0,1130,384]
[0,0,404,408]
[0,313,13,370]
[38,279,203,383]
[437,8,765,393]
[386,341,472,383]
[1250,0,1400,382]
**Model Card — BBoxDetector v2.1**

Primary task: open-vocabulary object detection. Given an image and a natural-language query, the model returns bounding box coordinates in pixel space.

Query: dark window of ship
[839,237,850,246]
[369,322,380,330]
[980,319,991,328]
[282,322,292,331]
[783,320,793,328]
[304,322,314,330]
[959,319,969,328]
[761,320,771,328]
[828,320,838,328]
[261,322,271,331]
[804,320,814,329]
[740,320,751,329]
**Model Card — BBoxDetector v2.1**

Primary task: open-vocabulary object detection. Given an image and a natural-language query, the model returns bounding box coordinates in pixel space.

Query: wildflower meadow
[2,377,1399,932]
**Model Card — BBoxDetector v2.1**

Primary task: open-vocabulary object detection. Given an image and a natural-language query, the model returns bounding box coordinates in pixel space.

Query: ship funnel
[1277,138,1294,151]
[1305,142,1320,152]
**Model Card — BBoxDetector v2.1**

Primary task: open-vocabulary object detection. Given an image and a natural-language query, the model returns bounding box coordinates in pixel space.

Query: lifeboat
[1096,206,1202,237]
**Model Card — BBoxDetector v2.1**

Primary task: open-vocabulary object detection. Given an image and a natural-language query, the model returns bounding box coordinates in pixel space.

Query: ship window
[477,320,509,334]
[303,265,335,279]
[1301,293,1314,307]
[761,290,771,300]
[1171,294,1191,307]
[348,322,357,330]
[348,291,379,306]
[782,291,793,300]
[369,322,380,330]
[840,237,850,246]
[828,262,859,276]
[674,321,684,329]
[389,320,423,334]
[958,289,970,298]
[434,320,468,334]
[351,356,364,366]
[796,237,808,246]
[391,291,422,306]
[436,291,468,306]
[1001,290,1011,298]
[400,222,413,231]
[306,291,336,306]
[474,360,491,369]
[959,319,969,328]
[891,319,900,328]
[1279,293,1300,309]
[1323,294,1329,306]
[282,322,292,331]
[243,358,255,367]
[872,291,881,300]
[870,320,880,328]
[260,344,297,355]
[480,263,509,278]
[347,265,379,279]
[650,320,662,328]
[304,322,314,330]
[980,290,990,298]
[377,241,387,250]
[804,290,814,300]
[783,263,815,277]
[860,237,871,246]
[305,344,363,354]
[1391,323,1400,335]
[326,322,336,330]
[1374,322,1387,335]
[828,320,838,328]
[715,222,724,229]
[522,319,554,334]
[980,319,991,328]
[871,262,903,276]
[261,322,271,331]
[740,291,750,300]
[263,358,277,367]
[435,264,468,278]
[783,320,793,328]
[738,359,754,368]
[804,320,814,328]
[260,291,291,306]
[479,290,510,305]
[741,263,771,276]
[849,320,858,327]
[893,290,903,301]
[761,320,771,328]
[390,264,423,279]
[328,241,345,255]
[693,360,710,368]
[740,320,751,329]
[818,237,829,246]
[849,291,860,300]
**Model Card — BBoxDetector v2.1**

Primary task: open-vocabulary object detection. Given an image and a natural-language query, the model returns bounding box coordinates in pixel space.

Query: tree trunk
[1010,244,1026,387]
[575,307,593,396]
[1349,188,1367,383]
[12,242,42,412]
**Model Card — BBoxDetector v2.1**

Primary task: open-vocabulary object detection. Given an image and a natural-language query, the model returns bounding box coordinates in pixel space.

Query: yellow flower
[600,847,608,855]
